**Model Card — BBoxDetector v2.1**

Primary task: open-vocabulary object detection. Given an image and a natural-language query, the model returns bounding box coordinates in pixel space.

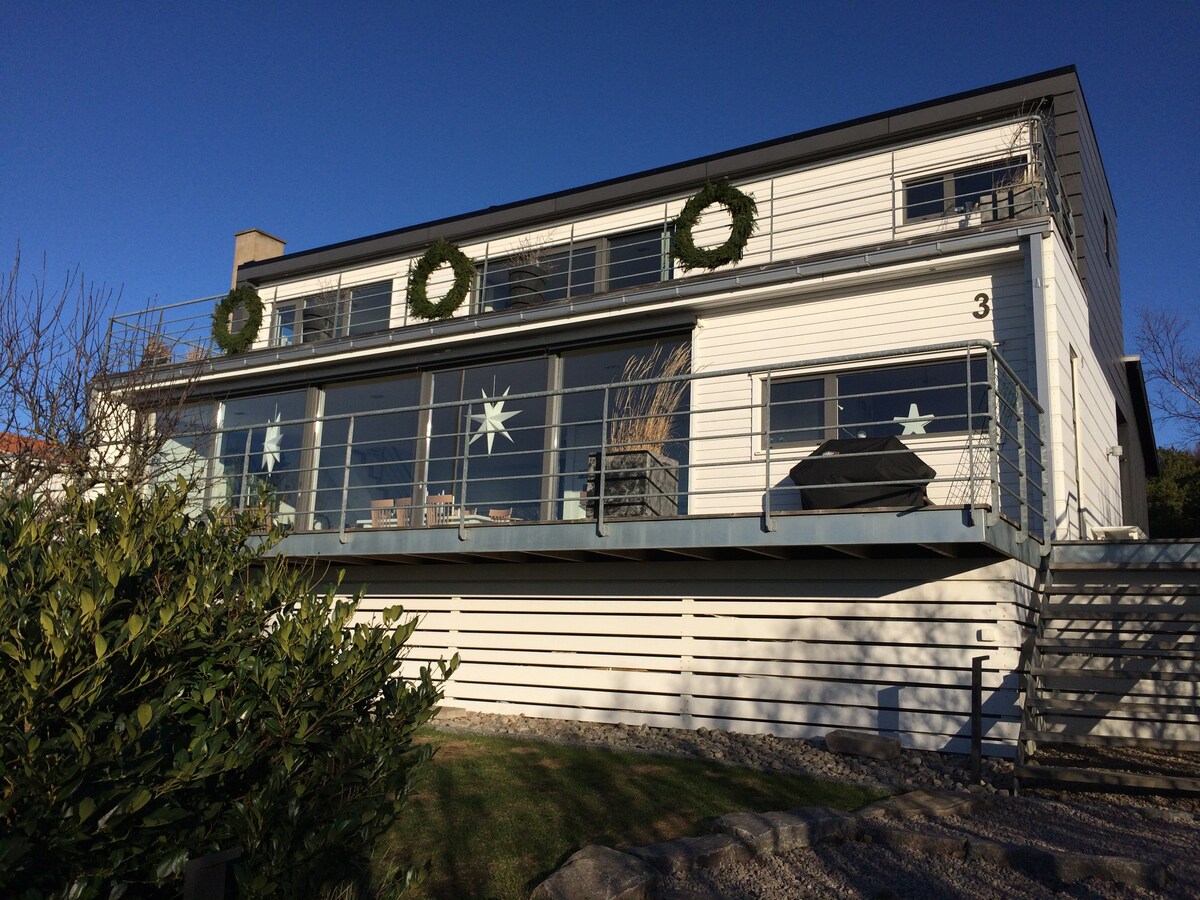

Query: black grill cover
[788,437,935,510]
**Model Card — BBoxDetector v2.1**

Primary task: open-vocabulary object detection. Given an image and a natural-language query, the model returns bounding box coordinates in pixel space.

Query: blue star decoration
[468,388,521,454]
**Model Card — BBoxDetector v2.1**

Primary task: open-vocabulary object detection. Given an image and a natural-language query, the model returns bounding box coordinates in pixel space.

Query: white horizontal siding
[345,557,1037,756]
[1043,234,1122,537]
[688,259,1030,514]
[255,122,1039,339]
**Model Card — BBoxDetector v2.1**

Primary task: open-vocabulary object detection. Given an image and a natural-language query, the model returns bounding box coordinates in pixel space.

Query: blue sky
[2,1,1197,443]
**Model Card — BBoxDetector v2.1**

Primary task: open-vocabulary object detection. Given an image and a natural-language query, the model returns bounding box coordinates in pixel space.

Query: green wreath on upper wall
[211,285,264,354]
[407,239,476,320]
[671,178,758,271]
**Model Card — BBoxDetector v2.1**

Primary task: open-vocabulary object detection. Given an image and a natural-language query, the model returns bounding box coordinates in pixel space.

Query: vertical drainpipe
[1027,230,1055,546]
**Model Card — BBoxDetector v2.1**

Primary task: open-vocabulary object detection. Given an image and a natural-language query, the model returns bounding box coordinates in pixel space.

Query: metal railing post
[966,349,976,508]
[987,355,1002,525]
[767,176,776,264]
[1016,390,1029,541]
[458,403,471,542]
[239,432,253,513]
[971,654,989,783]
[1039,402,1050,545]
[338,416,355,542]
[762,372,776,533]
[597,386,609,537]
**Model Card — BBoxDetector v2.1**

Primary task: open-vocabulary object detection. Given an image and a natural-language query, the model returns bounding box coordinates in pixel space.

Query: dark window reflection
[559,338,690,518]
[316,376,421,531]
[428,359,549,522]
[217,390,308,522]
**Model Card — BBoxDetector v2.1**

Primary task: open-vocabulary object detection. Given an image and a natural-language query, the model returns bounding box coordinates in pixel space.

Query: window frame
[762,355,991,450]
[272,280,393,346]
[902,155,1029,224]
[474,224,674,314]
[476,240,603,314]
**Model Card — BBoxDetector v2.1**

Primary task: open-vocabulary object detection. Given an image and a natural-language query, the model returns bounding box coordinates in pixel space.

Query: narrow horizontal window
[768,358,989,446]
[903,156,1028,223]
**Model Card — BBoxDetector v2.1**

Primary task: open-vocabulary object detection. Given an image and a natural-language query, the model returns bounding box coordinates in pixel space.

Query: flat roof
[239,66,1085,285]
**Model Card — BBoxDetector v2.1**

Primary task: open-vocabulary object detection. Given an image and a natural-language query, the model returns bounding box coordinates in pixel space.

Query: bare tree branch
[1,246,209,497]
[1137,308,1200,444]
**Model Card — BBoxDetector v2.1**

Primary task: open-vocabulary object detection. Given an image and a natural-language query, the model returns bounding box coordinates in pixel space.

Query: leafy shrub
[1147,446,1200,538]
[0,481,455,898]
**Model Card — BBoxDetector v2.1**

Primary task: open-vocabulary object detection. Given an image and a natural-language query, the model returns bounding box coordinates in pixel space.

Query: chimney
[231,229,286,288]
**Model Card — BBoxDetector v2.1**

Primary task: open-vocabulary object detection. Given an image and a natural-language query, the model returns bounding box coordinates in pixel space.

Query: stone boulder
[824,728,902,760]
[529,845,657,900]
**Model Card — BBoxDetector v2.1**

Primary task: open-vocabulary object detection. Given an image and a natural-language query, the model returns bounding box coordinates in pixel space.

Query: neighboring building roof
[238,66,1098,286]
[0,432,49,455]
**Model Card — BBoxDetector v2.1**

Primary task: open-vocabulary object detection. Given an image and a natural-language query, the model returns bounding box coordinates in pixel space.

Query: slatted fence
[344,557,1038,756]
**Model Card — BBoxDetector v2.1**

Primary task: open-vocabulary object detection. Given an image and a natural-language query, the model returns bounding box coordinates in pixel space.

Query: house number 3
[972,293,991,319]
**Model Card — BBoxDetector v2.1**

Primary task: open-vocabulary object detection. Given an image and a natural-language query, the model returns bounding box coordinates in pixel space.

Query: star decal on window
[893,402,934,435]
[468,388,521,454]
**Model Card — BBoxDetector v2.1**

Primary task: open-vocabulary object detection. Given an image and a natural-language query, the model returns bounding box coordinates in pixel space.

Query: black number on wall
[972,293,991,319]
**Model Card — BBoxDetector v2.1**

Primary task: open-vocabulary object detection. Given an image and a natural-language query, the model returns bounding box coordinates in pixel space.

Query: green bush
[0,481,455,898]
[1147,446,1200,538]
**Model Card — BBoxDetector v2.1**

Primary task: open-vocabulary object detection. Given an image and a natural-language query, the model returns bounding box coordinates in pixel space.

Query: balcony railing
[109,118,1071,368]
[160,342,1046,548]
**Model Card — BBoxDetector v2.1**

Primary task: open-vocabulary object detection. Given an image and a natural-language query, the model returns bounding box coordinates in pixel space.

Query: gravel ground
[433,710,1200,898]
[434,709,1016,797]
[658,796,1200,899]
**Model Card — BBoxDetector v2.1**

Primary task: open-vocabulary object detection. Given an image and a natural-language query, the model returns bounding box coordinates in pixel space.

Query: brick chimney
[231,229,286,288]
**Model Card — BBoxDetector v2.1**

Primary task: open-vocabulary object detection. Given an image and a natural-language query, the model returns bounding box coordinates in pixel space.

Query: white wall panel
[688,259,1030,514]
[344,557,1036,756]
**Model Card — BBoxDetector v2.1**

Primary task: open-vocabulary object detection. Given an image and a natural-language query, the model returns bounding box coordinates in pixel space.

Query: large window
[478,245,597,312]
[559,339,690,518]
[476,226,672,313]
[904,157,1028,222]
[768,357,988,447]
[195,334,694,529]
[274,280,392,345]
[151,402,215,515]
[314,376,422,531]
[608,226,672,291]
[214,389,309,522]
[427,358,550,523]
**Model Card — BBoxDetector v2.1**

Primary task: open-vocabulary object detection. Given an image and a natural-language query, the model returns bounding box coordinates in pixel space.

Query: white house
[118,67,1157,756]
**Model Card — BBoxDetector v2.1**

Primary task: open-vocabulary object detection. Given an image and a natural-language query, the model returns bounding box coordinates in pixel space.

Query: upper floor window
[768,357,989,447]
[479,244,598,312]
[608,226,672,291]
[904,157,1028,223]
[477,226,672,313]
[274,280,392,345]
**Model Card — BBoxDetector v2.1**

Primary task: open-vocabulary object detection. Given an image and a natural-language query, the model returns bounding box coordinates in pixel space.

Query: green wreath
[211,285,263,354]
[671,179,758,271]
[407,238,475,320]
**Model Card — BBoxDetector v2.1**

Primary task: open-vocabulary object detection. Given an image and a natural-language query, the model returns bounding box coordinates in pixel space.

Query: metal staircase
[1016,541,1200,794]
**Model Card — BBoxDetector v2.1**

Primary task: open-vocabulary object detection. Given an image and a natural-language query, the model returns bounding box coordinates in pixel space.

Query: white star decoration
[468,388,521,454]
[893,402,935,435]
[260,410,283,473]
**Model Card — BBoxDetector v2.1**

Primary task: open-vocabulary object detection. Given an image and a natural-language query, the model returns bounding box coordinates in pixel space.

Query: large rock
[529,845,658,900]
[824,729,902,760]
[856,790,992,821]
[714,806,857,854]
[627,834,750,877]
[966,840,1168,889]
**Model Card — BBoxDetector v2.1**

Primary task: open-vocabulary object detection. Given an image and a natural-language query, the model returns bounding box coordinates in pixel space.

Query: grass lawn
[379,728,883,899]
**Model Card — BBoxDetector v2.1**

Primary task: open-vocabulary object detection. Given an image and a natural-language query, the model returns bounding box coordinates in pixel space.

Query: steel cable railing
[109,118,1068,368]
[153,341,1046,545]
